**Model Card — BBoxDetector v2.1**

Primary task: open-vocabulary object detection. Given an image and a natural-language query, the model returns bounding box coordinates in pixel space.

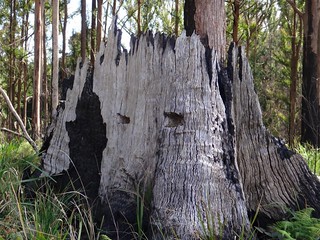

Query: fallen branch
[0,87,38,153]
[1,127,25,138]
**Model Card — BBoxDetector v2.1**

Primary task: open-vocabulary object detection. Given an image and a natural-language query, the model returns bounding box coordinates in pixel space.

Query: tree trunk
[42,2,48,130]
[112,0,116,15]
[91,0,97,65]
[23,1,29,126]
[81,0,87,61]
[32,0,43,139]
[194,0,226,59]
[301,0,320,147]
[96,0,103,49]
[8,0,17,131]
[137,0,142,35]
[52,0,59,116]
[174,0,179,36]
[289,6,302,147]
[37,20,320,239]
[232,0,240,44]
[61,0,68,81]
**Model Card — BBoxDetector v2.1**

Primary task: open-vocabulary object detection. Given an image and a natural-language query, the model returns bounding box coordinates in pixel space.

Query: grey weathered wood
[40,22,320,239]
[230,45,320,223]
[43,59,89,174]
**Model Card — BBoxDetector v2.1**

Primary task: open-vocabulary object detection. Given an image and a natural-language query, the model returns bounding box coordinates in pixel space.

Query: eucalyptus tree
[121,0,184,36]
[81,0,86,61]
[281,0,320,147]
[52,0,59,115]
[96,0,103,49]
[32,0,43,139]
[301,0,320,147]
[91,0,97,65]
[0,0,34,133]
[276,0,304,146]
[61,0,68,81]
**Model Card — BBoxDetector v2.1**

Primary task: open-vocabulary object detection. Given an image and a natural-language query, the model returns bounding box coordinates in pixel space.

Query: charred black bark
[64,68,107,203]
[184,0,196,36]
[301,50,320,147]
[301,0,320,148]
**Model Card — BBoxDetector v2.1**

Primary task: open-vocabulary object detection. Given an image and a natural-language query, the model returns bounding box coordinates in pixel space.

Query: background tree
[301,0,320,147]
[52,0,59,115]
[8,0,17,131]
[174,0,180,36]
[42,0,49,129]
[81,0,87,61]
[32,0,43,139]
[122,0,184,36]
[61,0,68,81]
[284,0,303,146]
[96,0,103,50]
[90,0,96,65]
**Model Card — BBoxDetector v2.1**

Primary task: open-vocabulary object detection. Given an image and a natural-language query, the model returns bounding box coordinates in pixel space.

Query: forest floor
[0,137,319,239]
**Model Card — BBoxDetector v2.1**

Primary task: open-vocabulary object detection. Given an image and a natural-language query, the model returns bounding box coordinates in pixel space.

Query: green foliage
[295,143,320,175]
[197,204,225,240]
[261,208,320,240]
[0,139,107,239]
[225,0,306,141]
[122,0,184,36]
[197,201,258,240]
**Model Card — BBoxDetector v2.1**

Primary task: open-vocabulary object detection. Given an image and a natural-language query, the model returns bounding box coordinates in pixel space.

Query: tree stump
[38,22,320,239]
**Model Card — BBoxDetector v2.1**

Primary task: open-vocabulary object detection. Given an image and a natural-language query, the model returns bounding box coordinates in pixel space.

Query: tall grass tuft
[295,143,320,176]
[0,139,106,239]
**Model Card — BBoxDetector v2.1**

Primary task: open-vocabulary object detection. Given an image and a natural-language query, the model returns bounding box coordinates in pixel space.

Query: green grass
[1,139,319,239]
[0,138,105,239]
[295,143,320,176]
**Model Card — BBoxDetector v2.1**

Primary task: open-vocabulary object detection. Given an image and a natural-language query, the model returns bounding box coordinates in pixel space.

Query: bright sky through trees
[69,0,131,50]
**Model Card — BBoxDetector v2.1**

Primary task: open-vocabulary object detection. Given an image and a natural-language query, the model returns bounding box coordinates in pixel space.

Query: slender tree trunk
[18,3,24,119]
[8,0,17,130]
[52,0,59,116]
[104,2,109,41]
[112,0,116,15]
[137,0,141,35]
[32,0,43,139]
[301,0,320,147]
[42,2,48,130]
[23,2,29,126]
[61,0,68,81]
[23,63,28,127]
[289,7,302,146]
[91,0,97,65]
[174,0,179,36]
[232,0,240,44]
[96,0,103,49]
[81,0,87,61]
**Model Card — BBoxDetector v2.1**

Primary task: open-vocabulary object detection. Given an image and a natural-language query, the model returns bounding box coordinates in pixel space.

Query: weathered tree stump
[38,22,320,239]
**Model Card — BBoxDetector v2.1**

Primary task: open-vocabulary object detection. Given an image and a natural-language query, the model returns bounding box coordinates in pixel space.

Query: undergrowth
[0,139,109,239]
[1,139,320,239]
[295,143,320,176]
[257,208,320,240]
